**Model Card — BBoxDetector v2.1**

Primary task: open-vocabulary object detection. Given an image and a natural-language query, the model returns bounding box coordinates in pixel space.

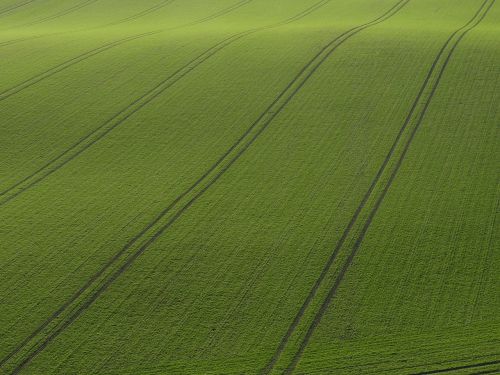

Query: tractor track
[0,32,247,207]
[0,0,341,370]
[105,0,176,27]
[1,0,415,371]
[261,0,496,373]
[412,359,500,374]
[3,0,100,30]
[0,0,253,102]
[0,0,336,208]
[0,0,175,47]
[260,0,413,371]
[0,0,36,18]
[0,0,261,208]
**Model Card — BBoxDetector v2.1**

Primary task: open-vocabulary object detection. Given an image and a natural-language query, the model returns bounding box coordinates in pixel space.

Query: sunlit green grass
[0,0,498,373]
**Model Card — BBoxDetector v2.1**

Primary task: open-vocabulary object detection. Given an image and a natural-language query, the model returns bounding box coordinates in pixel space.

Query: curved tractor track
[0,0,327,207]
[0,0,37,18]
[105,0,176,27]
[0,0,247,47]
[0,0,417,372]
[1,0,100,30]
[261,0,496,373]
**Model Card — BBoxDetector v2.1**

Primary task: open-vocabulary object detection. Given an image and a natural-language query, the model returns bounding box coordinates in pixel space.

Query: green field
[0,0,498,374]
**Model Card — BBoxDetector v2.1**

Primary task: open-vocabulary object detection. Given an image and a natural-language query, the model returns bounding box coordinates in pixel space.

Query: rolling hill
[0,0,498,374]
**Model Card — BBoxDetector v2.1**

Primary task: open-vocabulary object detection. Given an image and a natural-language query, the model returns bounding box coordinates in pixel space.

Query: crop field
[0,0,498,374]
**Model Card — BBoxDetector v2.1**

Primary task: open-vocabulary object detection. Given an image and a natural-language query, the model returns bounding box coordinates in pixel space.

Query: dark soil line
[282,0,495,373]
[11,0,410,367]
[0,1,261,204]
[105,0,176,27]
[0,0,334,370]
[0,0,36,18]
[0,35,245,210]
[4,0,101,30]
[412,359,500,374]
[260,0,415,373]
[0,30,160,101]
[0,0,332,206]
[0,0,253,100]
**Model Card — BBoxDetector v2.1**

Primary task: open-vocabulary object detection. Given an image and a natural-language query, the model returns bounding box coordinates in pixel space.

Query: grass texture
[0,0,498,373]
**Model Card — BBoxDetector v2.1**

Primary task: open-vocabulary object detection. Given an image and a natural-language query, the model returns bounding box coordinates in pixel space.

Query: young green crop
[0,0,498,373]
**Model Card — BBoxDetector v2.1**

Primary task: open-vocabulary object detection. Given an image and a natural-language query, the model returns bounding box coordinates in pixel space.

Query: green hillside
[0,0,498,374]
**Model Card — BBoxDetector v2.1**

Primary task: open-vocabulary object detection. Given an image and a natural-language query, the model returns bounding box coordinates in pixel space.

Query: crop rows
[0,0,498,373]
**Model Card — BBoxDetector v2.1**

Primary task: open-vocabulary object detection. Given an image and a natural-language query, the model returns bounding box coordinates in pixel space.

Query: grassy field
[0,0,498,374]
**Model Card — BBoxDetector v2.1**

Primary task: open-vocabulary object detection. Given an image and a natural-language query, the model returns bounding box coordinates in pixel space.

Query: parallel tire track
[0,0,258,206]
[0,0,336,371]
[0,30,160,102]
[105,0,175,27]
[3,0,412,371]
[0,0,36,18]
[412,359,500,374]
[0,0,327,207]
[185,0,252,26]
[263,0,496,373]
[0,0,254,100]
[0,33,243,207]
[260,1,412,371]
[0,0,174,47]
[3,0,100,30]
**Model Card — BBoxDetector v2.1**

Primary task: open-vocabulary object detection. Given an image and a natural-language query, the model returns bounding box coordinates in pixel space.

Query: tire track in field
[0,0,36,18]
[0,0,253,101]
[0,8,258,201]
[412,359,500,374]
[0,0,336,370]
[0,0,250,47]
[108,0,253,30]
[0,1,412,372]
[265,1,496,373]
[0,0,175,47]
[0,0,326,207]
[104,0,176,27]
[0,30,159,101]
[2,0,100,30]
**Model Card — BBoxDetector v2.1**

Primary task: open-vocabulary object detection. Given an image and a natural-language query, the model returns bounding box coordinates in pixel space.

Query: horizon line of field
[261,0,496,372]
[0,0,431,372]
[0,0,343,370]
